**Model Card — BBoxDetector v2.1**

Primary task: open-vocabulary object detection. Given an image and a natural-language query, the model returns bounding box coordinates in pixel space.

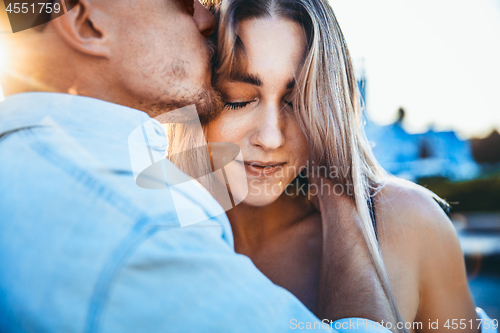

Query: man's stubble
[146,39,223,124]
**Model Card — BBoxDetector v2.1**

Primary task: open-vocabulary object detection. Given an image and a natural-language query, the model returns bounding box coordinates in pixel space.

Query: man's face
[104,0,215,116]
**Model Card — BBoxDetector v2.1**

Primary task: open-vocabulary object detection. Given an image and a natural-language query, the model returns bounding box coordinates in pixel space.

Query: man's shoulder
[0,126,235,332]
[0,119,228,232]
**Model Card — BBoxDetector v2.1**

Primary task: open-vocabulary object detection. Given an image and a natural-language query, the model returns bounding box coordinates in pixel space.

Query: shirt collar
[1,92,150,133]
[0,92,169,170]
[0,92,167,148]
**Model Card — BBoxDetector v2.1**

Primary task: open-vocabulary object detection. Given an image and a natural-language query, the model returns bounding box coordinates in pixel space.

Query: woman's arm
[377,179,480,333]
[414,193,479,333]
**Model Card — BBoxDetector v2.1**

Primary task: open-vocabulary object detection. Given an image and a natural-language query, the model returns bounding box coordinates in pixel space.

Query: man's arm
[0,130,391,332]
[95,219,323,332]
[96,215,392,333]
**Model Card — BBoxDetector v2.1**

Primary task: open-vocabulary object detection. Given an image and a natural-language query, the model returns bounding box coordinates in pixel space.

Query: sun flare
[0,36,7,101]
[0,44,6,70]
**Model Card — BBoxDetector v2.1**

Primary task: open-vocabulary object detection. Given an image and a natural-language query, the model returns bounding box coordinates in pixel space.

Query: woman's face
[206,18,309,207]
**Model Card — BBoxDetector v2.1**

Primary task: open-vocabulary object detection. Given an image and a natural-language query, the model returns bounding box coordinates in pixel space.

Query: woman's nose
[251,104,285,151]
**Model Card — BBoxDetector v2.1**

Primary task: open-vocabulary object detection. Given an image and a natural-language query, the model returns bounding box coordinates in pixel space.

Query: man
[0,1,395,332]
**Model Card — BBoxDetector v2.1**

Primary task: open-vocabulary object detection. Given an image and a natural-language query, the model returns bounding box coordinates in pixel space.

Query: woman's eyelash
[223,100,292,110]
[224,101,252,110]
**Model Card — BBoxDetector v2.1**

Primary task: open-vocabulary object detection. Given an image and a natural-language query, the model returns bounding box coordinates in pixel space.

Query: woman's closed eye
[224,100,293,111]
[223,100,256,110]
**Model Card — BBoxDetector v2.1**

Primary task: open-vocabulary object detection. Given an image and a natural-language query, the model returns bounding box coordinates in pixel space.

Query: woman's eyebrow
[229,73,263,87]
[228,74,295,90]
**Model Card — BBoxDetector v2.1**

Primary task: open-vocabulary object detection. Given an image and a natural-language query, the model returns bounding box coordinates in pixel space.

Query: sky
[1,1,499,138]
[329,0,500,138]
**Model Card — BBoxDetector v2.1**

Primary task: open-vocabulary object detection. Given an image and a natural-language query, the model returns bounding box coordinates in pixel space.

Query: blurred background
[329,0,500,320]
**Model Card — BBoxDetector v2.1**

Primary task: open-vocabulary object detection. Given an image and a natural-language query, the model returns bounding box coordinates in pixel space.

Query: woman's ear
[52,0,110,58]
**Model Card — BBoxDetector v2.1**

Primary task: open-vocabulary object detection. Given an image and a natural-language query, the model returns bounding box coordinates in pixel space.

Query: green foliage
[418,176,500,213]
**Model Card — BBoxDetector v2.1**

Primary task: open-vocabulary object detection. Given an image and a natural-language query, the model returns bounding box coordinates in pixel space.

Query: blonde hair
[167,0,407,330]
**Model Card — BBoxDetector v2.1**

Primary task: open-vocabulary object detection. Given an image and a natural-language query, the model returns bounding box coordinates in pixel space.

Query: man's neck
[1,73,61,97]
[1,72,154,116]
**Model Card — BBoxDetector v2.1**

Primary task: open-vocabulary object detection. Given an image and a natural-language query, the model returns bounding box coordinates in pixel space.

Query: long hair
[167,0,406,330]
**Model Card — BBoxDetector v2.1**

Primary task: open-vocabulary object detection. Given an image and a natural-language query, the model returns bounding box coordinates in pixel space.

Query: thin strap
[367,194,446,243]
[433,197,451,216]
[368,194,378,241]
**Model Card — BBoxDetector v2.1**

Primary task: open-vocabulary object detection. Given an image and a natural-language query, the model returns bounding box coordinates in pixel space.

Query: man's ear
[52,0,110,58]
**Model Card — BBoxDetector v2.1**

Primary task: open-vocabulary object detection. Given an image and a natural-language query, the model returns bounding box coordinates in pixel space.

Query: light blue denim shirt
[0,92,394,332]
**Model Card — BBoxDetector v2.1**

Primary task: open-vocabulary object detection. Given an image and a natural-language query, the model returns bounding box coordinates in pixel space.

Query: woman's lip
[244,160,286,167]
[241,161,286,179]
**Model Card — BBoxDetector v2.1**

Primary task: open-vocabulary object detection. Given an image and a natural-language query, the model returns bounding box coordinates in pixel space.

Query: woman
[166,0,496,332]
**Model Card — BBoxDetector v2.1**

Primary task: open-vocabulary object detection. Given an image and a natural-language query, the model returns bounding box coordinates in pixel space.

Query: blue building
[358,75,479,181]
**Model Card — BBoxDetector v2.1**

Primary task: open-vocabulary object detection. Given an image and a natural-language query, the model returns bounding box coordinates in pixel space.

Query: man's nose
[193,1,215,37]
[252,104,285,151]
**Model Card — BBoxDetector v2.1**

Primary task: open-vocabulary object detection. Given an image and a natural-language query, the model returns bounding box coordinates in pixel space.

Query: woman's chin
[240,194,282,207]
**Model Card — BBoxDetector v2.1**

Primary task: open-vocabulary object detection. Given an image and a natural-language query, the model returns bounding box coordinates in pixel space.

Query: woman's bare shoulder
[374,180,476,328]
[373,177,467,322]
[374,176,453,233]
[373,176,462,274]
